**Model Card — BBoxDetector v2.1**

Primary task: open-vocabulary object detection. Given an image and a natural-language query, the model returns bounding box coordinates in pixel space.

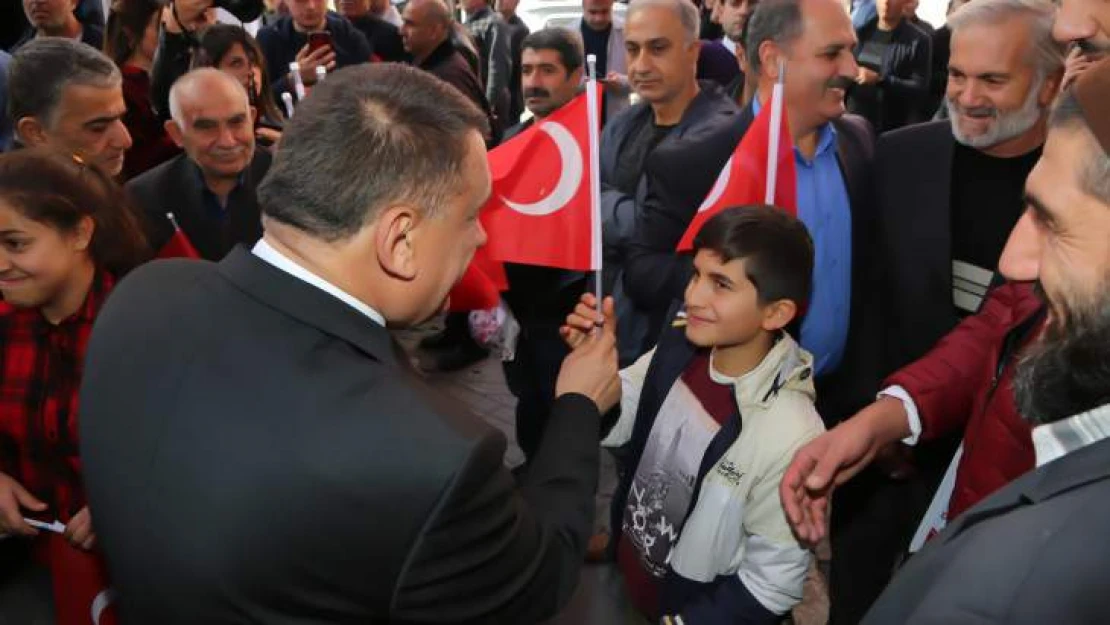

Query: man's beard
[1013,281,1110,426]
[947,75,1045,150]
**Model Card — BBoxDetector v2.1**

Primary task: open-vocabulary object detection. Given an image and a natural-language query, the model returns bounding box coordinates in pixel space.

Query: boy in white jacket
[562,206,824,624]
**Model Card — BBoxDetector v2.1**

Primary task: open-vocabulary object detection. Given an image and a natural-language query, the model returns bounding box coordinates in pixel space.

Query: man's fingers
[0,492,36,536]
[12,482,47,512]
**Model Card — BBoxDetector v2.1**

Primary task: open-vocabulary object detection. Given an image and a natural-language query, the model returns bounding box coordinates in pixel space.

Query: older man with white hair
[787,0,1064,621]
[127,68,271,260]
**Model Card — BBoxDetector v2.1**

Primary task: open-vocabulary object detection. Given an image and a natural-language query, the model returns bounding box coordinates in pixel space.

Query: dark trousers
[0,540,54,625]
[503,322,568,463]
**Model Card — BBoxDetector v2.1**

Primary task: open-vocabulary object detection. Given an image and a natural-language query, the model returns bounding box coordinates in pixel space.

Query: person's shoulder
[257,16,291,42]
[876,119,950,153]
[126,153,188,193]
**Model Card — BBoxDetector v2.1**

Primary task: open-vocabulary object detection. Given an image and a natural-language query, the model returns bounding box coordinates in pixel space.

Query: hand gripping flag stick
[586,54,604,320]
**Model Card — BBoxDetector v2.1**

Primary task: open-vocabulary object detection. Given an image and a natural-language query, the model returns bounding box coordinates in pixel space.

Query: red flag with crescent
[480,84,602,271]
[156,213,202,260]
[675,91,796,251]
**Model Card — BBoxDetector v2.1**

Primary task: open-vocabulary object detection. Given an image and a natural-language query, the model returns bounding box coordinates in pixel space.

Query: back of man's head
[258,63,490,241]
[8,37,121,135]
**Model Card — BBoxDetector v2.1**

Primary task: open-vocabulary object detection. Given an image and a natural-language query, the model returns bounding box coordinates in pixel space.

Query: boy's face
[684,249,773,348]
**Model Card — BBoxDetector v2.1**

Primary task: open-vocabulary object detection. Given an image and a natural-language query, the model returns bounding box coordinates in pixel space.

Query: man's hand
[856,67,880,86]
[0,472,47,538]
[556,294,620,413]
[294,43,337,86]
[162,0,215,34]
[602,72,630,94]
[779,397,910,545]
[64,507,96,551]
[559,292,610,350]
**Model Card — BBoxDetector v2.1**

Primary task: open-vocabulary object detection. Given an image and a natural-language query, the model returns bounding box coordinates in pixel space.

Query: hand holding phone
[307,31,333,54]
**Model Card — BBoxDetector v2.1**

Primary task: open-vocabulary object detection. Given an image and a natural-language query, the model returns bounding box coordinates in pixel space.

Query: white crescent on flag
[92,589,116,625]
[502,121,583,216]
[696,157,732,213]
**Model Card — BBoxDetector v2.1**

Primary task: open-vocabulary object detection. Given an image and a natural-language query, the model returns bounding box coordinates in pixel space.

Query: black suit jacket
[79,248,602,623]
[420,39,499,144]
[351,14,408,63]
[849,18,932,132]
[126,151,270,261]
[863,436,1110,624]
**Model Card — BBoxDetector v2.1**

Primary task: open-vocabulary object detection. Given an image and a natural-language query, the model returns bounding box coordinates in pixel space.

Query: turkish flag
[675,93,796,251]
[47,535,118,625]
[446,246,507,311]
[481,84,602,271]
[156,214,202,259]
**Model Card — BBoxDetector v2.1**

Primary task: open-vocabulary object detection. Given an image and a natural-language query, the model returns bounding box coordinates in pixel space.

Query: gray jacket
[465,6,512,122]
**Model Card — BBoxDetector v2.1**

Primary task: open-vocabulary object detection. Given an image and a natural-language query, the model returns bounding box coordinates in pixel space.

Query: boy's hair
[692,205,814,307]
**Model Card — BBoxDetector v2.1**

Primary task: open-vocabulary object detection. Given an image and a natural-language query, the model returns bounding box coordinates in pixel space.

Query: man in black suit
[127,69,268,261]
[80,63,621,623]
[599,0,746,365]
[859,58,1110,624]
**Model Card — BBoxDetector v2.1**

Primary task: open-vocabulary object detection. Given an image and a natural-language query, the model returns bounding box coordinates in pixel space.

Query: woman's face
[0,198,93,311]
[137,12,161,62]
[217,42,260,96]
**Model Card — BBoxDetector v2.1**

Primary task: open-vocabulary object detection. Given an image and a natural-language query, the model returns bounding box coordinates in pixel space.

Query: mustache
[1076,38,1110,56]
[523,87,551,99]
[825,76,854,91]
[956,104,997,119]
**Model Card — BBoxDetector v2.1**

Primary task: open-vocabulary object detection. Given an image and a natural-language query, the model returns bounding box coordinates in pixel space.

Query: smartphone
[307,31,333,53]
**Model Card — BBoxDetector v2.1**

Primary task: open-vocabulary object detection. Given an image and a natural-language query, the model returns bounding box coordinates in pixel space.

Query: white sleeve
[878,385,923,446]
[600,348,654,448]
[737,536,812,614]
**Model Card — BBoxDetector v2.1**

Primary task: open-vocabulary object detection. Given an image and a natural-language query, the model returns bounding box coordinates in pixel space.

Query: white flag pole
[765,60,786,205]
[281,92,295,118]
[289,62,307,101]
[586,54,604,319]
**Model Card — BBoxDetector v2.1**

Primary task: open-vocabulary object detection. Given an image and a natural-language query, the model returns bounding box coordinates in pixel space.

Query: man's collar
[252,239,385,327]
[750,94,839,159]
[1032,403,1110,468]
[467,6,492,19]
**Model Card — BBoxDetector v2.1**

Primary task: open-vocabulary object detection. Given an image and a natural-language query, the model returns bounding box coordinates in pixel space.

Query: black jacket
[126,151,270,261]
[849,18,932,132]
[80,247,602,623]
[350,14,408,63]
[419,39,498,144]
[863,436,1110,625]
[504,13,530,122]
[257,13,372,100]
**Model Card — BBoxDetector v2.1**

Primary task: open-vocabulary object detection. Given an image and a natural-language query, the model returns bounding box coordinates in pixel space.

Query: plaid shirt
[0,271,116,522]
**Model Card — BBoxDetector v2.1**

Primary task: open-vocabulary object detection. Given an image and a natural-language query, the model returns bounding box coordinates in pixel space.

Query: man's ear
[164,120,185,148]
[15,116,48,148]
[1039,68,1064,108]
[761,298,798,332]
[375,205,420,281]
[759,41,783,81]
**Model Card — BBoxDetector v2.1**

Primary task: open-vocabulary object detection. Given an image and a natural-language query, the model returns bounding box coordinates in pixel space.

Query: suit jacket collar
[671,82,739,138]
[942,436,1110,543]
[217,246,396,366]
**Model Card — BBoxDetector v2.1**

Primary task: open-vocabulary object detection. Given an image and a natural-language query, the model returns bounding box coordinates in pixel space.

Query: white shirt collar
[720,37,738,56]
[1032,403,1110,467]
[252,239,385,327]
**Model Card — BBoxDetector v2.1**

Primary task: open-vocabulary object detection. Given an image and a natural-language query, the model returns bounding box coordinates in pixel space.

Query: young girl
[0,150,149,618]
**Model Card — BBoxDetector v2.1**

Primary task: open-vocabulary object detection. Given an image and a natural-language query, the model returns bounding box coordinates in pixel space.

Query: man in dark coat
[80,62,621,624]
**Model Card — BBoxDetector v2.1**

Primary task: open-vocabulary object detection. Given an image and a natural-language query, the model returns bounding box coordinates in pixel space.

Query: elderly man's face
[945,18,1059,150]
[22,0,76,31]
[1001,124,1110,424]
[168,77,255,181]
[22,82,132,176]
[401,1,447,59]
[1054,0,1110,57]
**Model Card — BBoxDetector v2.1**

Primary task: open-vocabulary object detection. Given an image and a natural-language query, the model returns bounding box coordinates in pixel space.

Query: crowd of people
[0,0,1108,622]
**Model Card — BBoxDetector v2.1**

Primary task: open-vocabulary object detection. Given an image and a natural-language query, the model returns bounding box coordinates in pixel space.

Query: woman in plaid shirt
[0,151,148,569]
